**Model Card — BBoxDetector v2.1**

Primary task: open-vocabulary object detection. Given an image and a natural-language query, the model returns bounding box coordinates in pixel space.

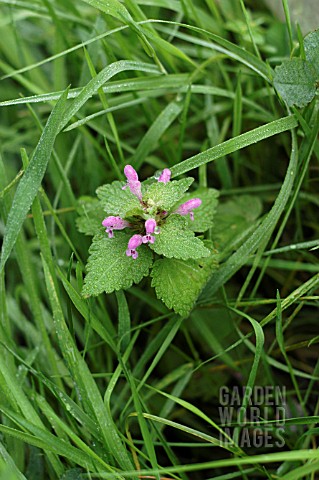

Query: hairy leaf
[83,233,153,296]
[151,245,218,316]
[304,29,319,74]
[96,181,142,217]
[144,177,194,211]
[212,195,263,252]
[273,58,317,107]
[150,215,210,260]
[76,197,105,236]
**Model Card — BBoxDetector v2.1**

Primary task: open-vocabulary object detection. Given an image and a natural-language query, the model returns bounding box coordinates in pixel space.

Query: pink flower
[158,168,171,183]
[126,234,143,259]
[124,165,138,182]
[175,198,202,221]
[123,164,142,200]
[142,218,157,244]
[102,216,130,238]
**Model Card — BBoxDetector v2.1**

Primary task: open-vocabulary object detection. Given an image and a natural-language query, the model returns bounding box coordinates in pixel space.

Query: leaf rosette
[78,165,219,315]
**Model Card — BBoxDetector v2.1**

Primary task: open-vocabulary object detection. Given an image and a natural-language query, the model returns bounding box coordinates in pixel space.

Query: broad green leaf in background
[304,29,319,73]
[144,178,194,211]
[96,181,142,217]
[150,215,210,260]
[212,195,263,252]
[83,232,153,296]
[0,89,69,272]
[76,197,105,236]
[151,245,218,316]
[273,58,317,107]
[173,188,219,233]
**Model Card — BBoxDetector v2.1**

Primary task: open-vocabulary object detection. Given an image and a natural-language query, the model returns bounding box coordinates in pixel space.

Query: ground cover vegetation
[0,0,319,478]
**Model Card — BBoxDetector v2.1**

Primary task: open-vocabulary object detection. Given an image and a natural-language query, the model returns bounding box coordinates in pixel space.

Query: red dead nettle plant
[77,165,219,315]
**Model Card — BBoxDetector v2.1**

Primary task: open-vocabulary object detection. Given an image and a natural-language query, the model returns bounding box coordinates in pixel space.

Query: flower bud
[158,168,171,183]
[175,198,202,221]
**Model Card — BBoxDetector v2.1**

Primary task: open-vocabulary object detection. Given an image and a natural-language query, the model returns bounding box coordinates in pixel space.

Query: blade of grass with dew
[145,385,241,454]
[150,20,271,80]
[116,291,131,354]
[89,449,319,477]
[120,361,160,480]
[191,311,238,370]
[60,60,160,130]
[237,107,319,306]
[25,101,77,206]
[34,395,115,470]
[0,423,96,471]
[281,460,319,480]
[0,356,63,476]
[80,0,165,72]
[275,291,305,408]
[57,267,117,349]
[83,46,125,163]
[170,115,297,177]
[131,99,183,169]
[129,412,240,455]
[0,74,274,109]
[229,308,265,446]
[113,317,183,417]
[1,343,103,442]
[41,256,133,471]
[157,365,193,422]
[0,441,27,480]
[0,156,65,392]
[200,127,298,301]
[0,88,69,273]
[104,331,140,407]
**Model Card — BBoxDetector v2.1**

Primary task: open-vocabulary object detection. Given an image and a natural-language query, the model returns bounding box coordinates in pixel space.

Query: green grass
[1,0,319,479]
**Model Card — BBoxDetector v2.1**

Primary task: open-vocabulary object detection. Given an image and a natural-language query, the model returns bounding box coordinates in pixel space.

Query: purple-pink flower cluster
[102,165,202,259]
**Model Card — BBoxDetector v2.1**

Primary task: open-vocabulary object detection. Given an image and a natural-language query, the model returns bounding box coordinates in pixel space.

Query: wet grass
[0,0,319,479]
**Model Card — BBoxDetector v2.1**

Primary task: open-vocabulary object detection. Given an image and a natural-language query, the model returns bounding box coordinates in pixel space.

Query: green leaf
[0,88,69,272]
[212,195,263,252]
[83,232,153,296]
[76,197,105,236]
[273,58,317,107]
[150,215,210,260]
[304,29,319,73]
[173,187,219,232]
[96,181,142,217]
[144,177,194,211]
[151,246,218,316]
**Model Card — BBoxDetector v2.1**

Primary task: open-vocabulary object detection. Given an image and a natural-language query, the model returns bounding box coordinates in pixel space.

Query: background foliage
[0,0,319,479]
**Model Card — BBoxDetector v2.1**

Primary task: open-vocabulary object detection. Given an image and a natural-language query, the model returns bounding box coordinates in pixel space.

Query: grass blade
[170,115,297,177]
[0,88,69,272]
